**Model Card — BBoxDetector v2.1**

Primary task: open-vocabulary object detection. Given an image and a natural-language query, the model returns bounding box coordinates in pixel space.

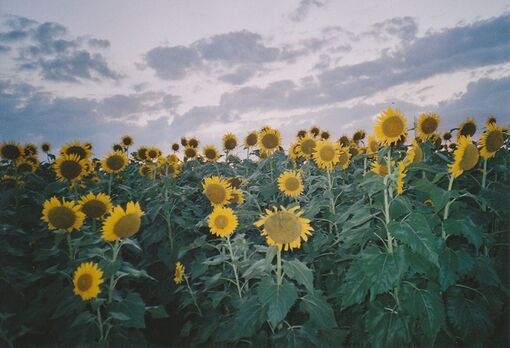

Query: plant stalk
[226,236,243,299]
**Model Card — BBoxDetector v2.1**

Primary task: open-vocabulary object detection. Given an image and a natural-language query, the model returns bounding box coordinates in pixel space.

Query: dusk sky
[1,0,509,155]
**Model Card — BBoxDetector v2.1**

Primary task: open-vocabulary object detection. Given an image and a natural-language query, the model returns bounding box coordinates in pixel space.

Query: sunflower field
[1,109,509,347]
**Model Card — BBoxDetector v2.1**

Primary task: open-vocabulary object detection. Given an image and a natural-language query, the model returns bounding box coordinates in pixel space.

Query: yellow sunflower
[337,147,351,169]
[41,142,51,153]
[374,107,408,145]
[297,134,317,158]
[288,142,301,160]
[121,135,134,147]
[320,130,330,140]
[405,140,423,165]
[258,128,282,154]
[278,170,304,197]
[397,162,407,195]
[41,197,85,232]
[174,262,185,285]
[254,206,314,251]
[208,206,238,238]
[371,160,395,176]
[449,136,480,178]
[229,188,245,205]
[296,129,307,139]
[78,192,112,220]
[16,157,38,173]
[55,154,89,182]
[184,145,199,160]
[112,144,123,152]
[203,145,220,162]
[457,117,477,139]
[136,146,148,161]
[310,126,321,138]
[60,141,92,160]
[139,164,156,179]
[171,143,180,152]
[0,142,23,160]
[367,136,379,154]
[486,115,497,125]
[313,140,340,171]
[479,123,504,159]
[146,147,161,161]
[223,133,238,151]
[101,151,128,174]
[102,202,144,241]
[23,144,38,157]
[203,176,232,206]
[73,262,104,301]
[244,131,258,149]
[338,135,350,147]
[352,130,366,143]
[416,112,440,141]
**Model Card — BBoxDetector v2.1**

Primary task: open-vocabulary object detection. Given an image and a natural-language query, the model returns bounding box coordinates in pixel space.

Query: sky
[0,0,509,155]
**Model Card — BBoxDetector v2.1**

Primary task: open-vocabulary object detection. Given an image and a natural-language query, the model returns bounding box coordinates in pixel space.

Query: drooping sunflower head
[16,158,38,173]
[371,160,394,176]
[60,141,92,160]
[397,162,407,195]
[0,142,22,160]
[374,107,408,145]
[416,112,440,140]
[188,137,199,148]
[352,130,366,143]
[136,146,148,161]
[458,117,477,139]
[258,128,282,154]
[73,262,104,301]
[23,144,38,157]
[102,202,144,241]
[278,170,304,197]
[313,140,340,171]
[184,145,198,160]
[338,135,350,147]
[443,132,452,141]
[320,130,330,140]
[41,142,51,153]
[55,154,88,182]
[203,176,232,206]
[244,131,258,149]
[405,140,423,165]
[180,137,188,146]
[174,262,185,285]
[337,147,351,169]
[78,192,112,220]
[288,142,301,160]
[112,144,123,152]
[229,188,245,205]
[203,145,220,162]
[486,115,497,125]
[121,135,134,147]
[449,136,480,178]
[222,133,238,151]
[367,135,379,154]
[41,197,85,232]
[254,206,314,251]
[297,134,317,158]
[171,143,180,152]
[101,151,128,174]
[479,123,504,159]
[208,206,238,238]
[296,129,307,139]
[310,126,321,138]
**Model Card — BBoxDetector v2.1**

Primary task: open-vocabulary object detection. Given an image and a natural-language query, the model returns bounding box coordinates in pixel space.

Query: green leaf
[337,260,370,309]
[256,277,298,327]
[388,213,440,266]
[146,305,169,319]
[438,248,457,290]
[365,302,410,348]
[109,292,146,328]
[71,311,95,327]
[283,258,314,292]
[300,291,337,329]
[227,296,265,341]
[362,246,401,300]
[443,217,483,250]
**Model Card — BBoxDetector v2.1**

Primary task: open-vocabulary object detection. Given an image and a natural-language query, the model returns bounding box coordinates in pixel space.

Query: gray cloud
[144,46,201,80]
[289,0,325,22]
[364,17,418,42]
[88,38,110,49]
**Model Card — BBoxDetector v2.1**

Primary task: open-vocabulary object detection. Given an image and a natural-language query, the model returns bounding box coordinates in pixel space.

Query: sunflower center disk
[421,118,438,134]
[60,160,82,180]
[246,134,257,146]
[301,139,316,155]
[77,273,93,291]
[319,146,335,162]
[382,116,404,137]
[265,212,302,244]
[486,131,503,152]
[214,215,229,229]
[66,146,87,159]
[205,149,217,159]
[262,134,278,149]
[378,164,389,176]
[225,139,237,150]
[113,213,141,238]
[48,206,77,229]
[205,184,226,204]
[185,149,196,157]
[106,155,125,171]
[82,200,107,219]
[460,123,476,137]
[2,145,21,159]
[460,144,479,170]
[285,177,300,191]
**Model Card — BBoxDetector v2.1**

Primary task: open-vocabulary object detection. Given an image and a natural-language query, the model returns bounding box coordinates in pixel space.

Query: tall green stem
[108,240,121,303]
[276,246,282,287]
[481,158,488,212]
[107,173,113,196]
[442,175,455,240]
[226,236,243,299]
[184,276,202,316]
[66,233,75,260]
[96,306,105,342]
[387,147,393,199]
[383,175,393,254]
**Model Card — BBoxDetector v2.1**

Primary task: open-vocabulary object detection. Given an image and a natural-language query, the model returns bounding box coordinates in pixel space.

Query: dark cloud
[144,46,200,80]
[88,38,110,49]
[289,0,325,22]
[219,64,260,84]
[0,44,11,53]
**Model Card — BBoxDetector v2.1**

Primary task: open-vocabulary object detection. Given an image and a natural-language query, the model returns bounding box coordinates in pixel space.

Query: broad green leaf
[283,258,314,292]
[109,292,146,328]
[362,246,401,300]
[365,302,410,348]
[146,305,169,319]
[300,291,337,329]
[256,277,298,327]
[337,260,370,309]
[443,216,483,250]
[227,296,266,341]
[438,248,457,290]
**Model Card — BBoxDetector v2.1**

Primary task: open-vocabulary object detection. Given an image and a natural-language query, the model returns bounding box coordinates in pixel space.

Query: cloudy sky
[0,0,509,155]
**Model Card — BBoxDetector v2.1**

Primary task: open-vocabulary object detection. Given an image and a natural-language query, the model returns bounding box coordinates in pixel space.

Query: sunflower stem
[96,305,105,342]
[108,240,121,303]
[276,246,283,287]
[226,236,243,299]
[107,173,113,196]
[383,175,393,254]
[184,275,202,316]
[66,233,75,260]
[326,170,337,234]
[442,175,455,240]
[481,158,488,212]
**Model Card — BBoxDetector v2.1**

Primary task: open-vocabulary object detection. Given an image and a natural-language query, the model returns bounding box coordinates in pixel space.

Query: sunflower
[457,117,477,139]
[320,130,330,140]
[102,151,128,174]
[55,154,88,182]
[16,158,38,173]
[278,170,304,197]
[146,147,161,161]
[338,135,350,147]
[337,147,351,169]
[208,206,238,238]
[397,162,407,195]
[139,164,155,178]
[174,262,185,285]
[313,140,340,171]
[258,128,282,154]
[112,144,123,152]
[310,126,321,138]
[374,107,408,145]
[41,142,51,153]
[73,262,104,301]
[479,123,504,159]
[288,142,301,160]
[443,132,452,141]
[136,146,148,161]
[371,160,394,176]
[203,145,220,162]
[171,143,180,152]
[254,206,313,251]
[180,137,188,146]
[188,137,199,148]
[229,188,245,205]
[78,192,112,220]
[102,202,144,241]
[203,176,232,206]
[0,142,23,160]
[352,130,366,143]
[60,141,91,160]
[486,115,497,125]
[367,136,379,154]
[416,112,440,141]
[405,140,423,165]
[23,144,38,157]
[244,131,258,149]
[296,129,307,139]
[183,145,198,160]
[121,135,134,147]
[223,133,238,151]
[228,177,243,189]
[297,134,317,158]
[41,197,85,232]
[449,136,479,178]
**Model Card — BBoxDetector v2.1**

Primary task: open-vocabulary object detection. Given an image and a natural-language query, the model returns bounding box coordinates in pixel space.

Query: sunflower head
[405,140,423,165]
[320,130,330,140]
[310,126,321,138]
[338,135,350,147]
[258,128,282,154]
[374,107,408,145]
[112,144,123,152]
[288,142,301,160]
[42,197,85,232]
[146,147,161,161]
[296,130,307,139]
[458,118,477,139]
[73,262,104,301]
[136,146,148,161]
[184,145,198,159]
[479,123,504,159]
[337,147,351,169]
[397,162,407,195]
[486,115,497,125]
[171,143,180,152]
[416,112,440,140]
[188,137,199,148]
[278,170,304,197]
[121,135,134,147]
[313,140,340,171]
[208,206,238,238]
[203,145,220,162]
[16,158,38,173]
[297,134,317,158]
[371,160,394,176]
[244,131,258,149]
[139,164,155,178]
[79,192,112,219]
[449,136,480,178]
[223,133,238,151]
[174,262,185,285]
[102,202,144,241]
[60,141,91,160]
[443,132,452,141]
[352,130,366,143]
[23,144,38,157]
[102,151,128,173]
[228,177,243,189]
[203,176,232,206]
[55,154,89,182]
[41,142,51,153]
[0,142,23,160]
[180,137,188,146]
[254,206,314,251]
[367,136,379,154]
[229,188,245,205]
